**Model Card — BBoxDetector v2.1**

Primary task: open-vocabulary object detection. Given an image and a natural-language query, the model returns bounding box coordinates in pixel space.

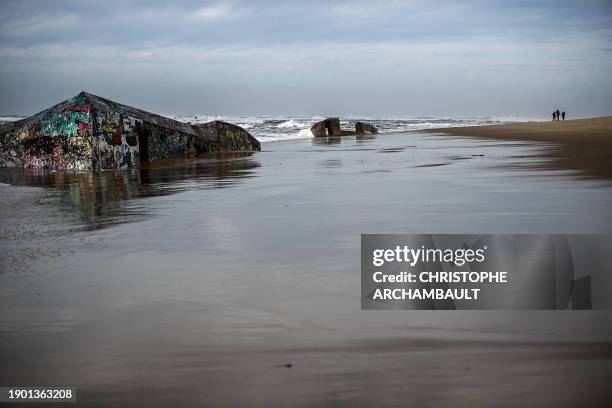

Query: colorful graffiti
[0,94,94,170]
[0,92,261,171]
[92,112,139,169]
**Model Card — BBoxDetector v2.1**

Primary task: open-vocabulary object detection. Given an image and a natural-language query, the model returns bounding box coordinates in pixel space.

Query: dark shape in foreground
[0,92,261,170]
[310,117,378,137]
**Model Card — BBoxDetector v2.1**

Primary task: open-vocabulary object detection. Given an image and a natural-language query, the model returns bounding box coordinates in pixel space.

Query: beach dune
[428,116,612,179]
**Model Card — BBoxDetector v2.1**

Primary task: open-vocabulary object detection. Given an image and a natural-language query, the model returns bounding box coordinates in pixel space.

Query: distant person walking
[556,109,560,121]
[552,111,556,121]
[561,111,566,120]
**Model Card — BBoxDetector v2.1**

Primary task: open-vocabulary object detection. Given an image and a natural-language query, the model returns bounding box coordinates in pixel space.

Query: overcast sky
[1,0,611,118]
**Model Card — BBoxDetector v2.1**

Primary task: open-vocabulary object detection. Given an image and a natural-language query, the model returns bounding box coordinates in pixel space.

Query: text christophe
[370,245,508,301]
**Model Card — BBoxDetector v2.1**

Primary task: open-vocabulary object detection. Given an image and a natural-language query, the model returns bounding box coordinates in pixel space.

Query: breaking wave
[172,116,528,143]
[1,112,532,143]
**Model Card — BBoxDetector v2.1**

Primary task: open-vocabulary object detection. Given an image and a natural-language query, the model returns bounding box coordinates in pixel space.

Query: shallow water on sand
[1,132,611,406]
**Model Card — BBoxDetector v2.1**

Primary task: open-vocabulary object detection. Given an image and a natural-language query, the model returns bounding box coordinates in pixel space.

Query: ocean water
[168,115,531,142]
[1,115,533,142]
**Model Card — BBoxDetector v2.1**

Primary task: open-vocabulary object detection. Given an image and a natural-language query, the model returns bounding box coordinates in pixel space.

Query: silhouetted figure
[552,111,556,121]
[561,111,565,120]
[556,109,560,121]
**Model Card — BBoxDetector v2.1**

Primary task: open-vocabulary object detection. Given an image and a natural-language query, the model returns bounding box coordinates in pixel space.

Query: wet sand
[426,116,612,179]
[1,133,612,406]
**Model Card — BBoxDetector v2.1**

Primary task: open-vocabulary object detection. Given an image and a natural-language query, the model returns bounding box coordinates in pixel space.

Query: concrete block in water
[310,117,378,137]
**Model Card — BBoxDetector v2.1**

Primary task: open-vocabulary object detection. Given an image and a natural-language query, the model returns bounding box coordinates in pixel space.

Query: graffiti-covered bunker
[0,92,261,170]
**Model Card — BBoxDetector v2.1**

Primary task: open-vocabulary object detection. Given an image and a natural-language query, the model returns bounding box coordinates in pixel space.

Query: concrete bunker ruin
[0,92,261,171]
[310,118,378,137]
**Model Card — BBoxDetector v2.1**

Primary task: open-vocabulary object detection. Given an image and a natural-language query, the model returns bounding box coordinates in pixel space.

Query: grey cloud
[0,0,611,117]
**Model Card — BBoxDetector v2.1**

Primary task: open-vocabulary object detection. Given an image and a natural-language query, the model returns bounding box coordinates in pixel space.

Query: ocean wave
[0,116,25,124]
[276,119,302,128]
[249,127,314,142]
[297,128,314,138]
[0,113,532,143]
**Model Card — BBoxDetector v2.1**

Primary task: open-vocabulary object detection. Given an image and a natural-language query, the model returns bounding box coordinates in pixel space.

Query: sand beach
[1,129,611,406]
[2,0,612,405]
[427,116,612,179]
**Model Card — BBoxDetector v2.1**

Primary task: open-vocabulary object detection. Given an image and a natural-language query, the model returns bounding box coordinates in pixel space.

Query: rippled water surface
[1,132,611,406]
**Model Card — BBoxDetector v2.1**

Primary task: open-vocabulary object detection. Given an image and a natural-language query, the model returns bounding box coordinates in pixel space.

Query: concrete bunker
[310,117,378,137]
[0,92,261,170]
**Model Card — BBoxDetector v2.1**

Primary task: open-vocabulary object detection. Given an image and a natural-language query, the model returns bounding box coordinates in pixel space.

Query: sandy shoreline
[426,116,612,179]
[2,132,612,406]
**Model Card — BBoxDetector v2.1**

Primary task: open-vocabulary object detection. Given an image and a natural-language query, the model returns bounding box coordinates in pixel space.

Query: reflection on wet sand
[0,152,260,230]
[1,132,612,406]
[312,136,342,145]
[312,134,379,146]
[427,116,612,180]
